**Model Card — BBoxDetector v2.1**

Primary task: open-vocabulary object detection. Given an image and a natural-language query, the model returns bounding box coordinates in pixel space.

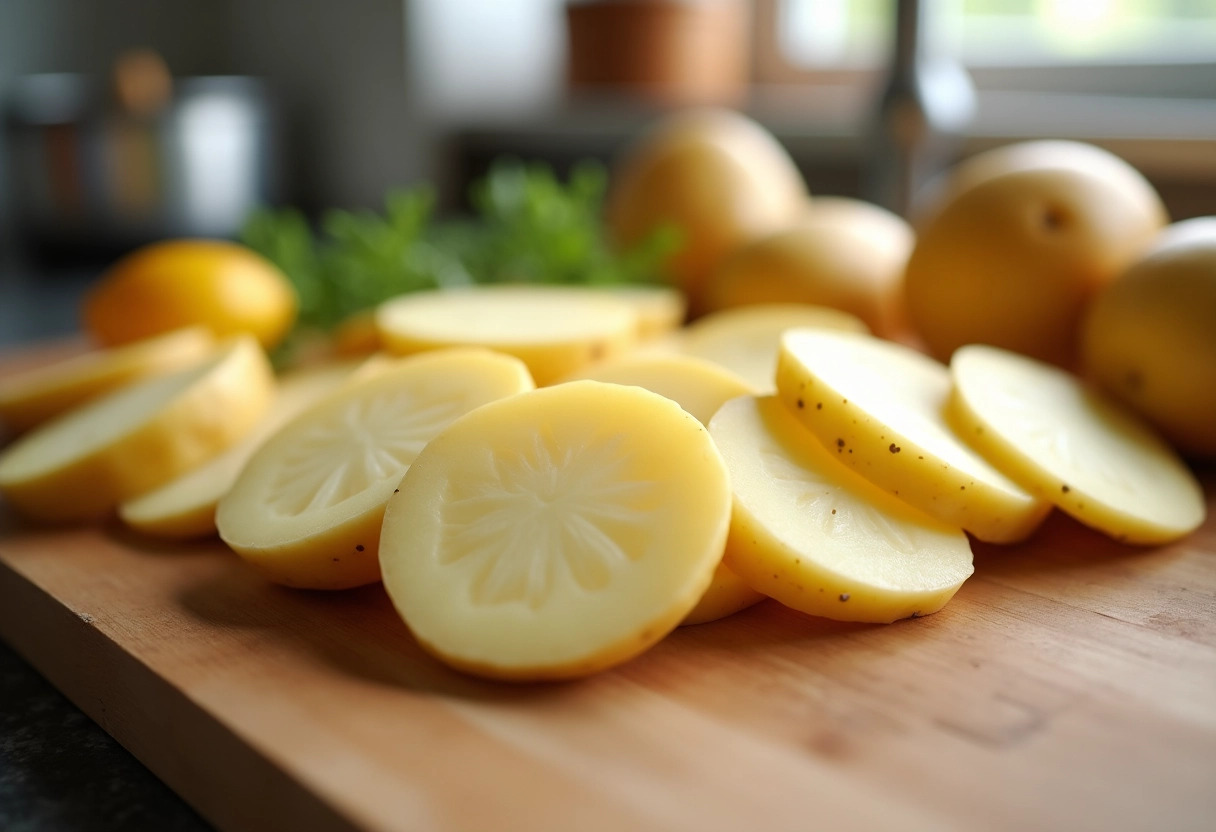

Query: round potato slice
[119,360,364,539]
[566,353,765,624]
[682,303,869,392]
[380,381,732,681]
[948,345,1205,544]
[607,285,687,340]
[376,285,639,385]
[0,327,214,433]
[217,349,534,590]
[776,329,1050,543]
[0,336,273,522]
[550,285,687,341]
[710,396,973,623]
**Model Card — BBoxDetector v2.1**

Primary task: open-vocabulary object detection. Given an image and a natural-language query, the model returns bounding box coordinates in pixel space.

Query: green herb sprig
[241,158,679,338]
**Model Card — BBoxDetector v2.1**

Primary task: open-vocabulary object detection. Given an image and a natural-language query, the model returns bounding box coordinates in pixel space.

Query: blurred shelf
[445,86,1216,218]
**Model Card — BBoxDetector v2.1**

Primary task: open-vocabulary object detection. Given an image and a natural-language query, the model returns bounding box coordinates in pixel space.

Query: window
[757,0,1216,94]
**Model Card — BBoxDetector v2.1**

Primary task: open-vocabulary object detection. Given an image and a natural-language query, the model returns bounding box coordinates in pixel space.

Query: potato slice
[709,396,973,623]
[682,303,868,392]
[0,327,214,433]
[566,353,765,624]
[776,329,1050,543]
[216,349,534,590]
[948,345,1205,544]
[564,353,749,424]
[380,381,732,680]
[376,285,639,385]
[603,285,686,340]
[548,285,687,341]
[118,360,364,539]
[0,337,273,522]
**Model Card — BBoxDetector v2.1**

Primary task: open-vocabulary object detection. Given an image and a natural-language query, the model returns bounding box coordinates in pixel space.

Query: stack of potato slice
[0,283,1205,684]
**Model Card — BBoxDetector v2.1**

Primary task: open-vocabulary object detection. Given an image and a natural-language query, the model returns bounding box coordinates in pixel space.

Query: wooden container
[565,0,750,105]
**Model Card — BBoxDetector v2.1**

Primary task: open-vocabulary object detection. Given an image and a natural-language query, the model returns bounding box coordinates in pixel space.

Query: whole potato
[913,140,1167,232]
[904,167,1166,367]
[699,197,913,337]
[607,109,806,306]
[1082,217,1216,459]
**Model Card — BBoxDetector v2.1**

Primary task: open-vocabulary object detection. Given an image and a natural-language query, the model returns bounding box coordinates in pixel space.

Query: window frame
[752,0,1216,99]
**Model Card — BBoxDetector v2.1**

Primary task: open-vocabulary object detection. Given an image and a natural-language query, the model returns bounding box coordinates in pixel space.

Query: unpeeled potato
[904,167,1167,367]
[699,197,913,337]
[913,140,1167,231]
[1082,217,1216,458]
[607,108,806,305]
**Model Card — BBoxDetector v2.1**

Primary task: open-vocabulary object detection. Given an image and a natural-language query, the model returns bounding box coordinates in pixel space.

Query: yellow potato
[701,197,913,337]
[216,349,534,590]
[0,337,274,522]
[380,381,732,681]
[914,140,1167,231]
[681,303,869,393]
[904,167,1167,367]
[565,353,764,624]
[563,352,750,424]
[607,108,806,304]
[376,285,639,386]
[0,327,214,433]
[1082,217,1216,459]
[949,345,1205,544]
[775,329,1050,543]
[83,239,298,350]
[551,285,687,341]
[118,360,363,539]
[709,396,973,623]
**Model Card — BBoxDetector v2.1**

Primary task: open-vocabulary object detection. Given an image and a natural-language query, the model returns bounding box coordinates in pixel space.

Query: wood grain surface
[1,344,1215,832]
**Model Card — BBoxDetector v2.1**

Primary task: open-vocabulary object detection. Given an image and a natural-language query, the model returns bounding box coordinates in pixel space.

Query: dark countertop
[0,260,212,831]
[0,644,211,832]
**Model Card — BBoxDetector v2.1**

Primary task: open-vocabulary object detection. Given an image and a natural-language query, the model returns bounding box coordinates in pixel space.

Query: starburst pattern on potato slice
[267,391,466,516]
[760,448,917,551]
[439,431,657,610]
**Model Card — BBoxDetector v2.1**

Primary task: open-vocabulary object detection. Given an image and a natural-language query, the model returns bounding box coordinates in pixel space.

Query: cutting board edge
[0,554,361,832]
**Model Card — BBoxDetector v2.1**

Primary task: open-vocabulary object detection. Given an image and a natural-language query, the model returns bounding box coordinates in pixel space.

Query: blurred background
[1,0,1215,344]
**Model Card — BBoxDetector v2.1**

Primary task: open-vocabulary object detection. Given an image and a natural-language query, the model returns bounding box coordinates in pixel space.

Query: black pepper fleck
[889,443,901,454]
[1061,484,1071,493]
[816,402,823,410]
[355,544,365,552]
[839,593,850,602]
[797,398,805,409]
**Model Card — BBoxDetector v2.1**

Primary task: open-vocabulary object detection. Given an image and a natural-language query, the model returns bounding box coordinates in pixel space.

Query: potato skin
[913,140,1167,232]
[700,207,912,338]
[904,167,1165,368]
[607,109,806,306]
[1082,218,1216,459]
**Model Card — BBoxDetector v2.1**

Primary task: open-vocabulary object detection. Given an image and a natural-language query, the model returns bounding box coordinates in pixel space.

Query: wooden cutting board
[1,345,1215,832]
